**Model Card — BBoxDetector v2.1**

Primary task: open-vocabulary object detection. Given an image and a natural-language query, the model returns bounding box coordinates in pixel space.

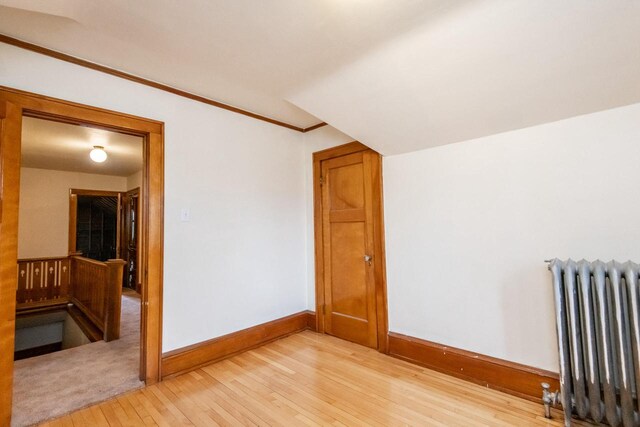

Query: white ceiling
[22,116,143,176]
[289,1,640,154]
[0,0,456,129]
[2,1,640,155]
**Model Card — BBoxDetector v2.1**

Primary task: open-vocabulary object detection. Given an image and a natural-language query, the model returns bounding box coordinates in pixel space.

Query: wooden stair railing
[16,256,70,309]
[69,256,126,342]
[16,254,126,342]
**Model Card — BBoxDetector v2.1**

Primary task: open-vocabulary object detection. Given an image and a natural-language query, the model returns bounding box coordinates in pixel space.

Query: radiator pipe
[541,382,560,419]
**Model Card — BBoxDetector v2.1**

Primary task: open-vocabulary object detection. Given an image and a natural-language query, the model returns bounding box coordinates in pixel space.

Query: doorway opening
[0,86,164,426]
[69,187,142,292]
[13,115,144,425]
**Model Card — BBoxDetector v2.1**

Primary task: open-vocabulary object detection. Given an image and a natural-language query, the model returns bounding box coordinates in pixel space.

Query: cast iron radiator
[546,259,640,426]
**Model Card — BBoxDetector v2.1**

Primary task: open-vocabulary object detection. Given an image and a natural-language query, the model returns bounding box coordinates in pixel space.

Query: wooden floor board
[114,395,147,426]
[231,353,348,426]
[284,334,549,421]
[59,415,75,427]
[234,352,373,427]
[43,331,583,426]
[186,370,267,426]
[251,345,448,426]
[260,339,504,426]
[247,352,406,426]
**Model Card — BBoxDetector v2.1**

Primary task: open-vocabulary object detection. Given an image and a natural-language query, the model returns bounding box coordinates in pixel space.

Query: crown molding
[301,121,327,132]
[0,34,327,133]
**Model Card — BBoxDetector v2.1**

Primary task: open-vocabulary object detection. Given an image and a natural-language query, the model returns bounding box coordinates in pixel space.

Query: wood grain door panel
[330,222,367,319]
[321,151,378,348]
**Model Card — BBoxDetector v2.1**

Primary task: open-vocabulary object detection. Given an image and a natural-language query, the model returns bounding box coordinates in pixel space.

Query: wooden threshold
[162,310,315,378]
[388,331,559,402]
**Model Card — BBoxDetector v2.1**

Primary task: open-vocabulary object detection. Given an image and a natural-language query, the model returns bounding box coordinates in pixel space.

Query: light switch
[180,208,190,222]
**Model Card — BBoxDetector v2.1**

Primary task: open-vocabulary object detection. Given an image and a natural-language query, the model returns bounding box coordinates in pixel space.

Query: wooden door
[76,195,120,260]
[316,143,387,349]
[69,190,123,261]
[0,100,22,425]
[121,188,140,291]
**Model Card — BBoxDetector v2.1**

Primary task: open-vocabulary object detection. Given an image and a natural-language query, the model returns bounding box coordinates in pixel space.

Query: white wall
[303,126,354,309]
[9,40,639,373]
[126,170,143,191]
[1,43,308,352]
[384,103,640,371]
[14,310,66,352]
[18,167,127,259]
[62,314,91,349]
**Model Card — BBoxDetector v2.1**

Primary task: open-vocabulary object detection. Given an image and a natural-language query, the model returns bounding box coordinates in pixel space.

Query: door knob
[364,255,372,266]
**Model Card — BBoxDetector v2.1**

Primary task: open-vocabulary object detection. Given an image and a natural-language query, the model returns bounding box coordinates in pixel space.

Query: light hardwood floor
[41,331,579,426]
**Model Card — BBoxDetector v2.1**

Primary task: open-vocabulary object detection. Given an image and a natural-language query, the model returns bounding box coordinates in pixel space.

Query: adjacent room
[13,117,144,426]
[0,1,639,426]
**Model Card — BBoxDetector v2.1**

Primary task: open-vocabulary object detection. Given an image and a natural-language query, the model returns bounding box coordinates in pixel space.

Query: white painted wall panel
[19,167,127,259]
[384,103,640,371]
[7,41,640,373]
[1,43,308,352]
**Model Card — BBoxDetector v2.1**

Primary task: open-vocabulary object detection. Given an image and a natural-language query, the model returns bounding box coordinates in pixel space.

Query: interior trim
[302,122,328,133]
[0,34,327,134]
[388,332,559,402]
[0,98,24,426]
[162,310,315,378]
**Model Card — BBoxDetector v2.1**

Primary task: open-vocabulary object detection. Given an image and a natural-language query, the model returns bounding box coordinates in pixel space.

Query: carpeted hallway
[11,293,144,427]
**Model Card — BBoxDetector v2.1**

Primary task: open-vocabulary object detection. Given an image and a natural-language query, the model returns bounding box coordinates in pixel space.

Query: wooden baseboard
[388,332,559,402]
[306,310,316,331]
[162,310,314,378]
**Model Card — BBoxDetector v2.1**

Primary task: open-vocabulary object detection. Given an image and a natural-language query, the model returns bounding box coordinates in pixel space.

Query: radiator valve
[541,382,560,419]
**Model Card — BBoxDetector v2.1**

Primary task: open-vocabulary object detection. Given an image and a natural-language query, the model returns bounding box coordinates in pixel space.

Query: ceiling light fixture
[89,146,108,163]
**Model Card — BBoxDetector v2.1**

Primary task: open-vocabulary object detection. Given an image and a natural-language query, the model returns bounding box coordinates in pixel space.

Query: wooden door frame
[312,141,389,353]
[0,85,164,424]
[69,188,124,258]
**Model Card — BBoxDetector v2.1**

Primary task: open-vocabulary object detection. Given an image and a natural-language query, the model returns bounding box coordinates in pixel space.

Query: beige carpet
[12,293,144,427]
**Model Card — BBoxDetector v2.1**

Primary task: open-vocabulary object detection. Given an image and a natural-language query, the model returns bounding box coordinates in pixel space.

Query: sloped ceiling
[1,1,639,155]
[289,1,640,154]
[0,0,459,130]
